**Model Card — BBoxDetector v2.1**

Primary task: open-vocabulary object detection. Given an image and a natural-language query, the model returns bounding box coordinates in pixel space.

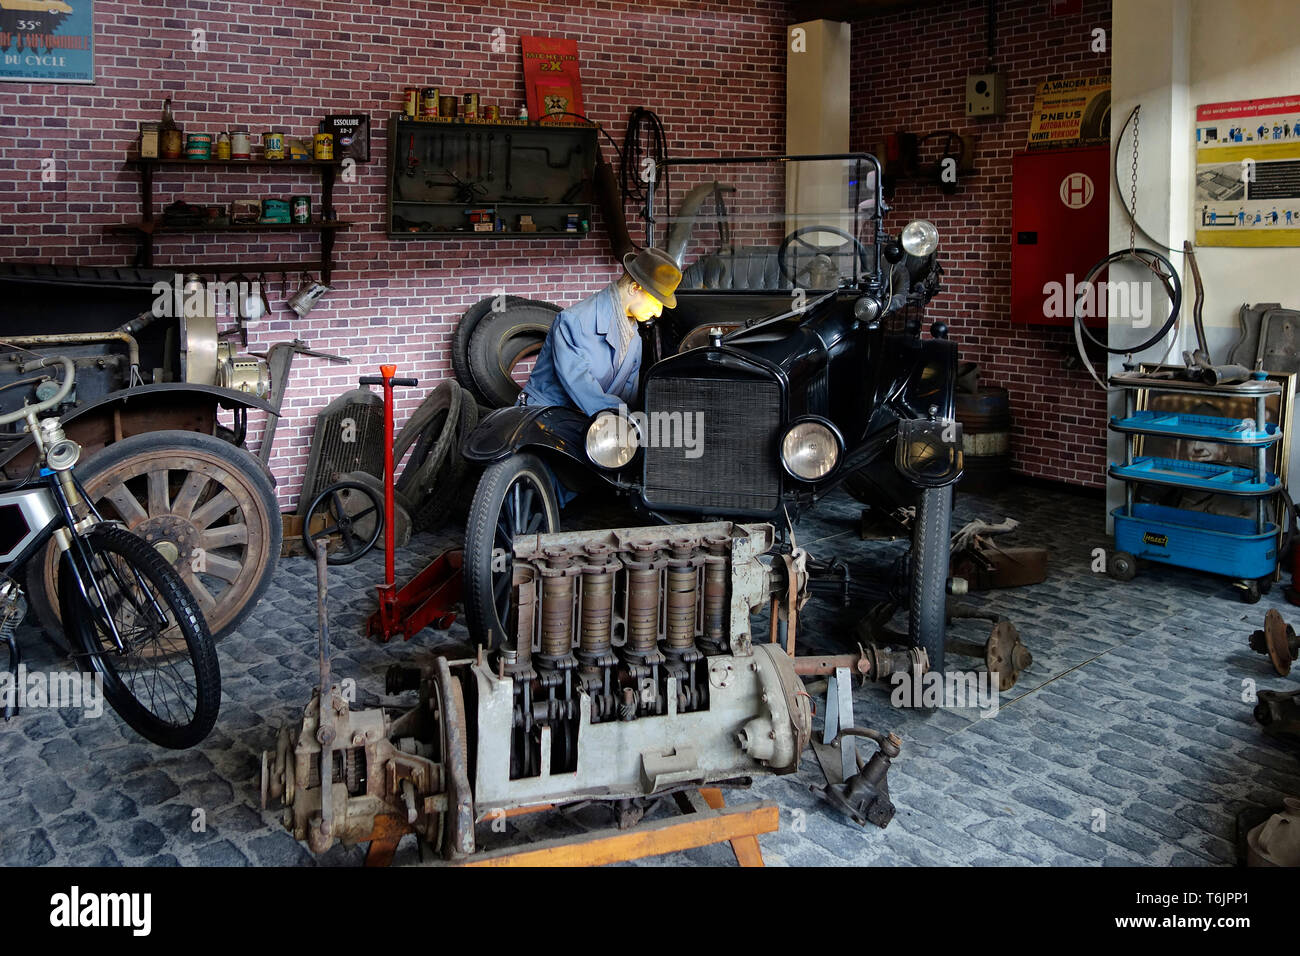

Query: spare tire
[468,303,560,408]
[453,296,561,405]
[411,397,480,531]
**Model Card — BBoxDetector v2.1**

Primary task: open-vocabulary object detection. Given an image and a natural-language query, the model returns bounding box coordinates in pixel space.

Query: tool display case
[386,115,597,239]
[1107,370,1285,602]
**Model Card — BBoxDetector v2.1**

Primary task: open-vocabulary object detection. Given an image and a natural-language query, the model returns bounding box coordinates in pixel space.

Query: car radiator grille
[642,377,783,512]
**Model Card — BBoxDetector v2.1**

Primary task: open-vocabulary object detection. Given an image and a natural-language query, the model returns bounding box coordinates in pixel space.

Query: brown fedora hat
[622,247,682,309]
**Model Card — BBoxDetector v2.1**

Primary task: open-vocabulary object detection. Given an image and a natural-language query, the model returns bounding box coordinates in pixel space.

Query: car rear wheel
[464,453,560,648]
[910,485,952,675]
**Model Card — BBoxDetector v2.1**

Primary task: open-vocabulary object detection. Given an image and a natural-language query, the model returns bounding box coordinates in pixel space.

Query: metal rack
[1107,371,1284,601]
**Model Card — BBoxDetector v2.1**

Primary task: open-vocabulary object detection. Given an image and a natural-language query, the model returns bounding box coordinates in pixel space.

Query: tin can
[161,128,183,160]
[214,131,231,160]
[263,130,285,160]
[139,122,161,159]
[484,104,499,122]
[185,132,212,159]
[439,96,457,119]
[421,87,439,118]
[290,195,310,224]
[231,128,251,159]
[403,87,420,117]
[313,132,334,160]
[461,92,479,119]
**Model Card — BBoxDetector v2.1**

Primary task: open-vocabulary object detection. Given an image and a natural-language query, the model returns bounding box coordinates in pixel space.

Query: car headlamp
[901,220,940,258]
[780,418,842,482]
[585,410,640,469]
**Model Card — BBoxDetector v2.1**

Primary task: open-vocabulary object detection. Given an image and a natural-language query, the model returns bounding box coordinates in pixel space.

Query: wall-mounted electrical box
[966,73,1006,117]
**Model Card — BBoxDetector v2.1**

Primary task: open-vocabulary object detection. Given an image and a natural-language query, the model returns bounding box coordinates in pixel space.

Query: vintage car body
[463,153,962,670]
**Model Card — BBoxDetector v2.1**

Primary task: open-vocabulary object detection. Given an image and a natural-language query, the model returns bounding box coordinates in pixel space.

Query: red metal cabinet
[1011,146,1110,327]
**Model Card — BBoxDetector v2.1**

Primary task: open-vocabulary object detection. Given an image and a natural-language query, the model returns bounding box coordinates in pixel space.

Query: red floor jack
[362,365,466,642]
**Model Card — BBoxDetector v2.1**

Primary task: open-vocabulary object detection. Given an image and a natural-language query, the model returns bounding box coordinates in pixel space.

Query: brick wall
[0,0,788,507]
[850,0,1112,487]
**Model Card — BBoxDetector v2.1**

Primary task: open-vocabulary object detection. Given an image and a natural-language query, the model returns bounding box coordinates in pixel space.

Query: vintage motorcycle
[0,354,219,748]
[463,152,961,671]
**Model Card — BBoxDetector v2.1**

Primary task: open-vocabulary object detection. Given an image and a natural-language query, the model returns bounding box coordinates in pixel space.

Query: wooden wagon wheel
[29,431,280,640]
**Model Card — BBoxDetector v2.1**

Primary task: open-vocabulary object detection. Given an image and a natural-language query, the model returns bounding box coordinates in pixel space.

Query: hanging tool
[254,340,350,465]
[486,133,494,182]
[477,132,485,182]
[504,133,513,191]
[513,141,583,169]
[406,133,418,176]
[465,131,472,181]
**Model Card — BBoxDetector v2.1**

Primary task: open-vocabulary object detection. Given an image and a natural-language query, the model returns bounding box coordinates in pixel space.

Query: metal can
[484,104,499,122]
[231,128,251,159]
[313,132,334,160]
[185,132,212,159]
[403,86,420,117]
[421,86,439,118]
[214,131,231,160]
[291,195,310,224]
[439,96,457,119]
[461,92,478,119]
[263,130,285,160]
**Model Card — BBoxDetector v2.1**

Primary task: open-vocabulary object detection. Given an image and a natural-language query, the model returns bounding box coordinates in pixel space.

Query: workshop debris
[950,517,1049,591]
[1249,609,1300,676]
[1246,797,1300,867]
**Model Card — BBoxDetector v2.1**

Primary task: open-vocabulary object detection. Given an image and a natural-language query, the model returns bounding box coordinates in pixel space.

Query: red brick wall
[0,0,788,507]
[851,0,1111,487]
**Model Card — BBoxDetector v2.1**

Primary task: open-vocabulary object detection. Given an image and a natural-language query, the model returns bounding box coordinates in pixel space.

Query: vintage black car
[463,153,962,670]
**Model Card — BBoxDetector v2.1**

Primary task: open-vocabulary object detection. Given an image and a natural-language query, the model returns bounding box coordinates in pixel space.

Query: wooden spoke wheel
[29,430,281,641]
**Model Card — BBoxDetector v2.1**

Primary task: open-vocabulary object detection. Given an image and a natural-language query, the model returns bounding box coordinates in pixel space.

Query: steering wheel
[777,225,871,288]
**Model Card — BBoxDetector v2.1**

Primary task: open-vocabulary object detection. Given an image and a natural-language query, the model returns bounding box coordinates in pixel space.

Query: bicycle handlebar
[0,356,76,427]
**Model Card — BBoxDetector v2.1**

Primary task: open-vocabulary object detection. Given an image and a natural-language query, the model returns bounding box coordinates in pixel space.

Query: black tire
[467,304,560,408]
[395,381,460,500]
[910,485,952,675]
[302,480,385,565]
[464,453,560,648]
[1239,580,1262,604]
[453,296,560,404]
[28,430,281,642]
[1108,551,1137,582]
[60,524,220,749]
[412,395,480,531]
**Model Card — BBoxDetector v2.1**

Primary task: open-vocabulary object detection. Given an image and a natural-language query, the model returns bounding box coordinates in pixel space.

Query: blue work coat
[519,283,641,415]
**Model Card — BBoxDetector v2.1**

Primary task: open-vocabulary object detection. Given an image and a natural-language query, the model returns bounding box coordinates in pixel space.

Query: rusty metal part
[701,535,730,652]
[0,331,141,381]
[1249,609,1299,676]
[314,546,335,846]
[811,728,901,829]
[624,544,663,661]
[539,548,577,659]
[946,606,1032,690]
[665,540,699,652]
[1254,688,1300,742]
[435,656,475,859]
[577,544,617,666]
[794,643,928,682]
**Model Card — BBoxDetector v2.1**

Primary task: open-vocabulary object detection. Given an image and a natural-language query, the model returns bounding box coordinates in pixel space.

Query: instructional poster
[1195,94,1300,247]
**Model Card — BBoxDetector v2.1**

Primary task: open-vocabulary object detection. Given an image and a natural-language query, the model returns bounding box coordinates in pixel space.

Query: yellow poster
[1195,95,1300,247]
[1026,77,1111,150]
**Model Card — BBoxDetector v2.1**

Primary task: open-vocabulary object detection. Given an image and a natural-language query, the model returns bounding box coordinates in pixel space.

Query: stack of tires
[451,295,562,409]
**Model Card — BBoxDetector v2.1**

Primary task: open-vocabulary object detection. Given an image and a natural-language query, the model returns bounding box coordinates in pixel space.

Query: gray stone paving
[4,481,1299,866]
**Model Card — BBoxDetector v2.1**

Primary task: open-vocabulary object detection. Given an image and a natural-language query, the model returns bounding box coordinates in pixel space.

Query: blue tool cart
[1107,371,1284,603]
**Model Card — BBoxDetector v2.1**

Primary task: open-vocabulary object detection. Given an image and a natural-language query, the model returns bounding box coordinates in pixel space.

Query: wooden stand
[363,788,775,868]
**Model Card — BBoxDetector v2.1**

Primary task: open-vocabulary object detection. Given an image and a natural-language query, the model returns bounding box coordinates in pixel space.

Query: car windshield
[647,156,883,294]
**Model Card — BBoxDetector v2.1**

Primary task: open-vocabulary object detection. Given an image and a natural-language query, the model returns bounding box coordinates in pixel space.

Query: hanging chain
[1129,105,1140,253]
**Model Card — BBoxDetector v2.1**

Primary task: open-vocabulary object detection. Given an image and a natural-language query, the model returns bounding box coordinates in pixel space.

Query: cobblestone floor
[4,480,1298,866]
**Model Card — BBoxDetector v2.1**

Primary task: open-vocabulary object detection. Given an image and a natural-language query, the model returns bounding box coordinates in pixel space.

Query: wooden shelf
[107,221,352,235]
[127,158,345,168]
[114,156,347,282]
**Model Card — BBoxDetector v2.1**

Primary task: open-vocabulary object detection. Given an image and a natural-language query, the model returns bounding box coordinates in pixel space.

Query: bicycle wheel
[59,524,220,749]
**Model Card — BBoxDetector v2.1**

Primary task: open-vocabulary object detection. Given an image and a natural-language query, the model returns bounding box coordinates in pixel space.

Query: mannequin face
[625,282,664,323]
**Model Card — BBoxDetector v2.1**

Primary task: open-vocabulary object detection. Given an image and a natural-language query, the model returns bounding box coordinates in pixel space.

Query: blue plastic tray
[1112,503,1277,578]
[1109,457,1278,495]
[1110,410,1278,445]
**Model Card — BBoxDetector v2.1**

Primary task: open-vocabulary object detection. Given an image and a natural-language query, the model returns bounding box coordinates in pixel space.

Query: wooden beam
[459,801,778,868]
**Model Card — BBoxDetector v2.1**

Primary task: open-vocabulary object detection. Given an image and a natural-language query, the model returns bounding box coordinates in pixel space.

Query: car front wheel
[464,453,560,649]
[910,485,952,674]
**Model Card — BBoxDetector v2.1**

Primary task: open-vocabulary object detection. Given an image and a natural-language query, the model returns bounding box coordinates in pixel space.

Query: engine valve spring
[701,536,731,652]
[625,565,660,657]
[664,542,699,653]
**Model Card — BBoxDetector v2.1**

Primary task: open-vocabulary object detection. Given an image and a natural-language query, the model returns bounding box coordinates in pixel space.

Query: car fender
[0,382,275,474]
[462,403,593,469]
